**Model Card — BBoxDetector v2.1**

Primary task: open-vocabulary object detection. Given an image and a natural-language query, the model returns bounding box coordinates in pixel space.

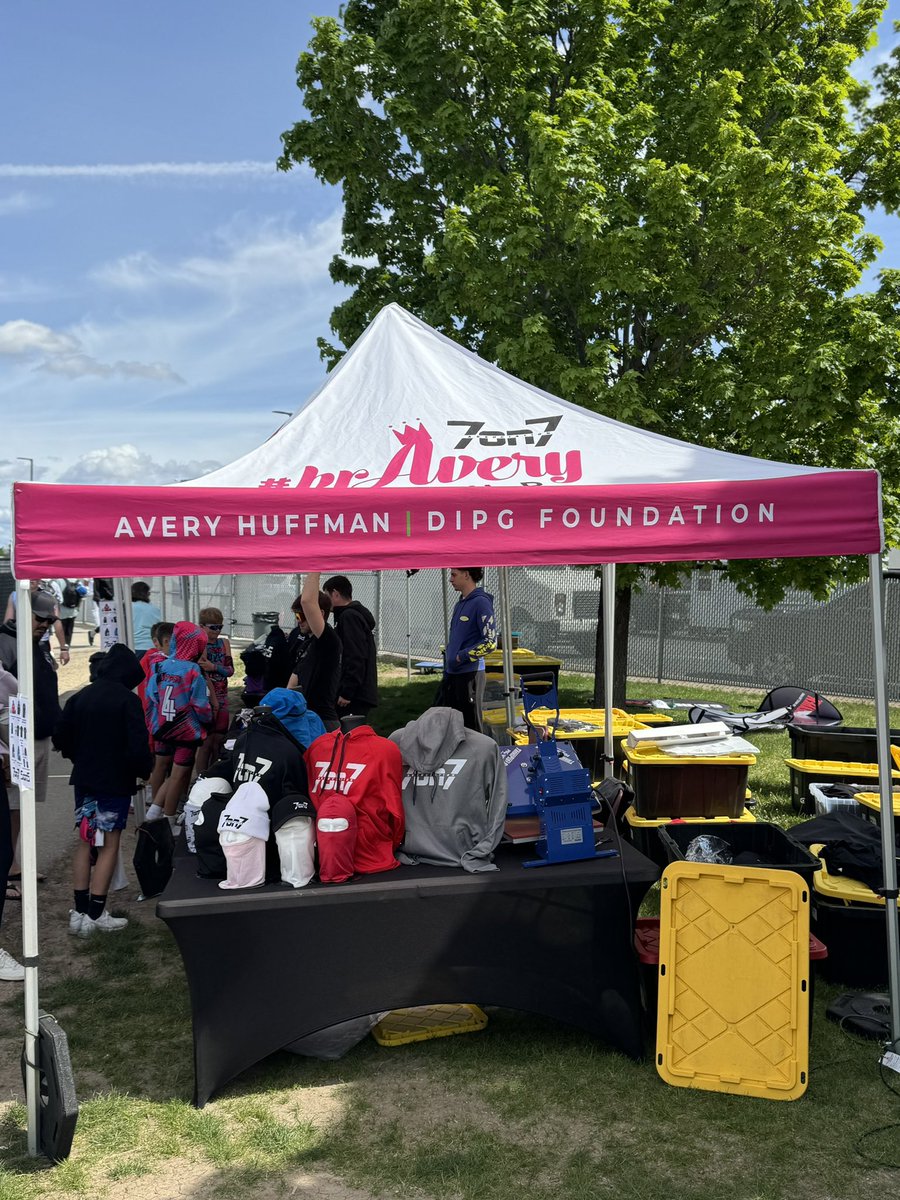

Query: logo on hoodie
[313,760,367,794]
[402,758,466,791]
[234,753,273,784]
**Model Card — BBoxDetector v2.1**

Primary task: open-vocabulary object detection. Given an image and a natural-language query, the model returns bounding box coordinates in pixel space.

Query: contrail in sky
[0,161,279,178]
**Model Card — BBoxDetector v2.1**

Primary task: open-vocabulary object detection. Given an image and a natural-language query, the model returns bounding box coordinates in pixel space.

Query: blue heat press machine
[503,674,617,869]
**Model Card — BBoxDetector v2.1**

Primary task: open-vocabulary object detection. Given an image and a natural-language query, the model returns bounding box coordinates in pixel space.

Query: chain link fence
[3,563,899,699]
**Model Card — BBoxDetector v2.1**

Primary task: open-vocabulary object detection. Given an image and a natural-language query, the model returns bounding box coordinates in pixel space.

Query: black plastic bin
[788,724,900,765]
[811,897,896,987]
[251,610,281,639]
[657,820,820,888]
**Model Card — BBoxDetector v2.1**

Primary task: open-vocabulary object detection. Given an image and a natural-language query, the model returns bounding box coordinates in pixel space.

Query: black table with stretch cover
[157,841,660,1106]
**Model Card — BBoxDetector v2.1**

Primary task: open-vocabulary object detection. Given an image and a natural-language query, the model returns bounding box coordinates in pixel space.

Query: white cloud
[56,444,221,485]
[0,161,280,179]
[0,190,42,216]
[39,354,184,383]
[92,212,343,295]
[0,459,48,483]
[0,317,183,383]
[0,319,80,357]
[0,274,51,303]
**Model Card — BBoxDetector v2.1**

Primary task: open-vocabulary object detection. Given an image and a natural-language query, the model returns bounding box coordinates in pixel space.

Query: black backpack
[132,818,174,899]
[93,578,115,602]
[61,581,81,609]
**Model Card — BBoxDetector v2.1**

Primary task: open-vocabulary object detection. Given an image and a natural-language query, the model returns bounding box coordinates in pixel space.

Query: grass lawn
[1,670,900,1199]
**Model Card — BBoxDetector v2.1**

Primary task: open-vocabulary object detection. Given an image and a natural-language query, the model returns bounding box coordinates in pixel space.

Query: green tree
[279,0,900,701]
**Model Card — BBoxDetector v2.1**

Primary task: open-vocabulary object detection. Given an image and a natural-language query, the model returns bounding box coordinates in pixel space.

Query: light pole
[17,457,34,481]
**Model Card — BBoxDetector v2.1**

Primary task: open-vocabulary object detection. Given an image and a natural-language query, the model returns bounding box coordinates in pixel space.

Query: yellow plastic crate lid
[482,705,524,727]
[625,805,756,830]
[624,743,756,767]
[809,844,900,907]
[784,758,900,778]
[854,791,900,817]
[485,706,642,732]
[529,706,630,723]
[656,861,809,1101]
[511,722,647,746]
[625,712,675,726]
[371,1004,488,1047]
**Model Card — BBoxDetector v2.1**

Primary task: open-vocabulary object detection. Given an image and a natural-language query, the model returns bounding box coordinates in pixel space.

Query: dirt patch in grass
[101,1159,383,1200]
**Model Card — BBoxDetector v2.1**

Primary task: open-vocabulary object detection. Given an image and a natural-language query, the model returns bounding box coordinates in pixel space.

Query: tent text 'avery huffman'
[11,474,880,577]
[11,303,883,576]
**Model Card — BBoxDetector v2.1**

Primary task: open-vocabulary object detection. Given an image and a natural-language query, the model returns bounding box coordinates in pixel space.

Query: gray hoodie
[389,706,508,872]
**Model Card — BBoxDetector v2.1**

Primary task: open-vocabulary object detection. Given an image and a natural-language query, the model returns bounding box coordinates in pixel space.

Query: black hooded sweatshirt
[332,600,378,709]
[54,643,153,796]
[204,710,311,807]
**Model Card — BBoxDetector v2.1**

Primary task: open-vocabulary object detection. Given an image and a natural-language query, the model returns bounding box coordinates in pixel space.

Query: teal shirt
[131,600,162,652]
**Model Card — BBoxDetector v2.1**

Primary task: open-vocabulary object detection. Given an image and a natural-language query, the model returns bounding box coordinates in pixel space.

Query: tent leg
[180,576,191,623]
[497,567,516,734]
[601,564,615,780]
[406,572,412,682]
[113,578,134,649]
[15,580,41,1155]
[375,571,383,652]
[869,554,900,1050]
[442,570,451,645]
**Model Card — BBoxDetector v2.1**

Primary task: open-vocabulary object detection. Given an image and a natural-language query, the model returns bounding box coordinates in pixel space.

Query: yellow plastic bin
[808,844,900,986]
[784,758,900,814]
[623,743,755,819]
[623,803,755,867]
[852,791,900,824]
[509,709,650,776]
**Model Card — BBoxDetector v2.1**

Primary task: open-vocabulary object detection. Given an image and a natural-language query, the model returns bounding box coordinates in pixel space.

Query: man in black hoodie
[54,643,152,937]
[324,575,379,720]
[0,589,62,896]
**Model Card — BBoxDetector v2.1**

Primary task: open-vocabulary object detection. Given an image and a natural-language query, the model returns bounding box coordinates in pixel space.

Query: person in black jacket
[0,589,62,898]
[323,575,379,720]
[54,643,152,937]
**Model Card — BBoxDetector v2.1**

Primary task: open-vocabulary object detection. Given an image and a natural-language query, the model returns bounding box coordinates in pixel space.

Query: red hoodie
[305,726,404,875]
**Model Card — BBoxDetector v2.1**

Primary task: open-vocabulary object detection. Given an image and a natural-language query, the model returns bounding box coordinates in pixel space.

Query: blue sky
[1,1,899,549]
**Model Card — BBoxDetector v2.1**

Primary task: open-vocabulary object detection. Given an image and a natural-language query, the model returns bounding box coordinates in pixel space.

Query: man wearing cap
[0,589,63,897]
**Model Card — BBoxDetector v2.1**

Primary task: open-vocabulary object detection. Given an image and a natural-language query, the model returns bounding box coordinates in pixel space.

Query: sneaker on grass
[68,910,85,935]
[78,910,128,938]
[0,948,25,981]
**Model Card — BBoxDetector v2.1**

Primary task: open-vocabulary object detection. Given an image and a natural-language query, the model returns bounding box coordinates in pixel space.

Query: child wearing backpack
[144,621,212,829]
[139,622,174,798]
[195,607,234,774]
[53,643,153,936]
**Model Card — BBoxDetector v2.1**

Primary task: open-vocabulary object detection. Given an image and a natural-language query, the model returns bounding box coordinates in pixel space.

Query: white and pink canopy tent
[10,303,899,1143]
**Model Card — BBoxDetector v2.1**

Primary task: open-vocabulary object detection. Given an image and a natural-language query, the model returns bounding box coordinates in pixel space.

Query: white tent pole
[498,567,516,733]
[180,576,191,622]
[442,570,451,643]
[374,571,383,652]
[868,553,900,1048]
[406,571,412,681]
[601,564,616,781]
[15,580,40,1155]
[113,578,134,649]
